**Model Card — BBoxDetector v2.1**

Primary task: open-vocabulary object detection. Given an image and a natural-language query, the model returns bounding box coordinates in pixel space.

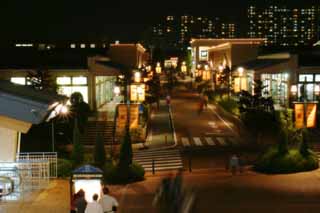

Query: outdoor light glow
[291,85,298,94]
[114,86,120,95]
[204,65,209,70]
[218,65,224,72]
[238,67,244,76]
[134,71,141,83]
[156,63,162,74]
[74,179,102,202]
[197,64,201,69]
[60,105,69,114]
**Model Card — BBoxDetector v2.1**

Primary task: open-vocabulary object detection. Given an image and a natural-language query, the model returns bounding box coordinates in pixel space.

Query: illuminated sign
[130,84,145,102]
[294,102,317,129]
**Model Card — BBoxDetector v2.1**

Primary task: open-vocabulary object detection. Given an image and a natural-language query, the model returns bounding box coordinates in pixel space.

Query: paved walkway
[5,168,320,213]
[144,100,174,149]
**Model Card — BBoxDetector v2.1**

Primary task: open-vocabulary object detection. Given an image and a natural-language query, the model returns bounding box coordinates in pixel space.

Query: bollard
[165,135,167,145]
[152,159,155,175]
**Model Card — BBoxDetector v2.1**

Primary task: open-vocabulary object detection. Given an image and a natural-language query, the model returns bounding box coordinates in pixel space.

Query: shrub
[103,161,145,184]
[118,130,133,170]
[57,158,73,178]
[254,147,318,174]
[217,96,239,115]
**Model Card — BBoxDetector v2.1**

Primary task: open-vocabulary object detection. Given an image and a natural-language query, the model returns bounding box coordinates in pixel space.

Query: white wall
[0,127,18,162]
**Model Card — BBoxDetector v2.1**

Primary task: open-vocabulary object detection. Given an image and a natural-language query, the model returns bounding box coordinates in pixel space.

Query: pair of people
[228,154,244,175]
[72,187,118,213]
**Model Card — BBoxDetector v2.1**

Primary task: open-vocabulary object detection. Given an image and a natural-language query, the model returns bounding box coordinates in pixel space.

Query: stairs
[80,121,119,145]
[133,148,183,172]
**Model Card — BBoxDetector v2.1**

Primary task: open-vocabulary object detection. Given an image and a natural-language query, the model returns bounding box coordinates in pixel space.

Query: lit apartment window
[70,44,76,48]
[11,77,26,85]
[80,44,86,48]
[90,44,96,48]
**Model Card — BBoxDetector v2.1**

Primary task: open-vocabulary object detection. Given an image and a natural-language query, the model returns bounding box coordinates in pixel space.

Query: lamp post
[156,62,162,74]
[51,104,69,152]
[237,67,244,92]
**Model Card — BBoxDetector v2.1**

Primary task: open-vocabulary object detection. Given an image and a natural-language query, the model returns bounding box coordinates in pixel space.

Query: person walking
[75,189,87,213]
[99,186,119,213]
[229,154,239,176]
[85,194,103,213]
[166,94,171,106]
[197,99,204,115]
[203,94,209,109]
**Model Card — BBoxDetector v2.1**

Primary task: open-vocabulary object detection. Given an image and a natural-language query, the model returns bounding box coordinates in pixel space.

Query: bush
[103,161,145,184]
[218,97,239,115]
[254,147,319,174]
[57,158,73,178]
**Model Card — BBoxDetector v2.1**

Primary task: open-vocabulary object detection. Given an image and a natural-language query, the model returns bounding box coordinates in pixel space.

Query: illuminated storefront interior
[56,76,88,103]
[261,73,289,105]
[95,76,117,107]
[297,74,320,101]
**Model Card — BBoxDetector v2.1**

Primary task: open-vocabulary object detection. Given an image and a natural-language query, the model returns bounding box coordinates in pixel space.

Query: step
[143,165,183,171]
[134,160,183,166]
[134,156,182,162]
[133,151,180,157]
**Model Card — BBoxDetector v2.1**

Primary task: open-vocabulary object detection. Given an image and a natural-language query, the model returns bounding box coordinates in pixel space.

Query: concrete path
[145,100,174,149]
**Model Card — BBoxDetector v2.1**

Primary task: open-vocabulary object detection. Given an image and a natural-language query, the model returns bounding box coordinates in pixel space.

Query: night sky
[0,0,318,42]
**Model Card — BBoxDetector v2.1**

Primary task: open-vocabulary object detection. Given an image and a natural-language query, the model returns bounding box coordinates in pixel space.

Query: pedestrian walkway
[133,148,183,172]
[145,99,175,149]
[177,136,240,148]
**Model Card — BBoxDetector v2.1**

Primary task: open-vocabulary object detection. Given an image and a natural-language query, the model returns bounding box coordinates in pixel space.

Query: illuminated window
[11,77,26,85]
[90,44,96,48]
[72,76,87,85]
[80,44,86,48]
[299,74,313,82]
[70,44,76,48]
[56,77,71,85]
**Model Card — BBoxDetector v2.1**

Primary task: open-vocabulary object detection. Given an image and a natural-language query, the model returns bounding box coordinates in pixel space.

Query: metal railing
[16,152,58,178]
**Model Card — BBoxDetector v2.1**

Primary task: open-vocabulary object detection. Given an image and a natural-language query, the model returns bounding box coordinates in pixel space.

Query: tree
[118,129,133,171]
[94,133,106,169]
[26,69,57,93]
[71,119,84,167]
[70,92,90,133]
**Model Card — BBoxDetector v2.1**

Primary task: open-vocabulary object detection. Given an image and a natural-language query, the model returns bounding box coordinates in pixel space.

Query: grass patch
[254,147,319,174]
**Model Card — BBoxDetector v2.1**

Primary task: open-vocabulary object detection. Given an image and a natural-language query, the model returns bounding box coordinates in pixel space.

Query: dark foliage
[94,133,106,169]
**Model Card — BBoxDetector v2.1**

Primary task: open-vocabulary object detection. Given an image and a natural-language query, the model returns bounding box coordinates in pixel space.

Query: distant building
[150,15,237,50]
[248,5,320,47]
[0,43,149,111]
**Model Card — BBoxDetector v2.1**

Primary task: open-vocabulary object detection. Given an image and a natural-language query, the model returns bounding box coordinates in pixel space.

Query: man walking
[229,154,239,175]
[85,194,103,213]
[99,187,119,213]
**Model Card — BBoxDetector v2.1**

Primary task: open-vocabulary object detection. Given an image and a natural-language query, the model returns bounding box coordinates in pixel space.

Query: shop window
[10,77,26,85]
[315,74,320,82]
[72,76,87,85]
[57,77,71,85]
[299,74,313,82]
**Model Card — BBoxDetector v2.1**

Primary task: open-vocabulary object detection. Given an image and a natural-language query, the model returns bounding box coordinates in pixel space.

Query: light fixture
[218,65,224,72]
[134,71,141,83]
[291,85,298,95]
[113,86,120,96]
[237,67,244,77]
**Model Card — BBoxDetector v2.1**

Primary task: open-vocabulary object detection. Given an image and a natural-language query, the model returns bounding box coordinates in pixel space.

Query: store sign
[130,84,145,102]
[117,104,139,129]
[294,102,317,129]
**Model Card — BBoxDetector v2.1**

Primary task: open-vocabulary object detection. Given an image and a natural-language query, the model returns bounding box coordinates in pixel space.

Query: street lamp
[237,67,244,92]
[113,86,120,96]
[181,61,187,73]
[134,71,141,83]
[155,64,161,73]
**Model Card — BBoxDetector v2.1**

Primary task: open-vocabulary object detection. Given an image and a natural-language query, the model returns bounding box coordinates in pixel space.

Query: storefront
[297,73,320,101]
[95,76,117,107]
[56,76,89,103]
[261,73,289,105]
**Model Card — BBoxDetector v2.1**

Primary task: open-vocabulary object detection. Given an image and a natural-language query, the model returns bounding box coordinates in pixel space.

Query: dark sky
[0,0,318,42]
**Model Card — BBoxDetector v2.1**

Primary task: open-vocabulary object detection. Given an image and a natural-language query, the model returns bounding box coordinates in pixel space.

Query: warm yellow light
[197,64,201,69]
[205,65,209,70]
[156,63,162,74]
[238,67,244,76]
[291,85,298,94]
[134,71,141,83]
[60,105,69,114]
[114,86,120,95]
[74,179,102,202]
[218,65,224,72]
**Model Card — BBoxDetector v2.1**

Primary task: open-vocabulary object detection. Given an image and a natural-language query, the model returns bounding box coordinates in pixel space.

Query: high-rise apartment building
[151,15,237,50]
[248,5,320,47]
